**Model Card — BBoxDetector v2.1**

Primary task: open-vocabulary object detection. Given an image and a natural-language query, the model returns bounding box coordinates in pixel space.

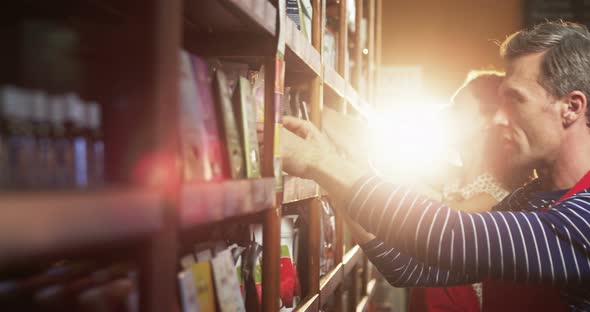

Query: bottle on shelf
[86,102,104,188]
[1,87,36,189]
[50,94,73,188]
[31,90,54,188]
[64,93,88,189]
[0,87,11,189]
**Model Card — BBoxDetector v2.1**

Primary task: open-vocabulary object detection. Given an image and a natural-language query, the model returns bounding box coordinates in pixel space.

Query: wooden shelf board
[343,245,363,276]
[346,82,360,108]
[0,189,162,267]
[184,0,276,36]
[282,176,319,204]
[180,178,275,228]
[355,279,377,312]
[319,263,344,306]
[324,65,346,97]
[294,294,320,312]
[224,0,276,34]
[345,83,370,118]
[367,278,377,296]
[13,0,130,21]
[285,18,322,76]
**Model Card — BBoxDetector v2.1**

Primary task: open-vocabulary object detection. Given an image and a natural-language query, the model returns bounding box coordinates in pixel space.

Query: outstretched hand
[282,116,319,140]
[258,116,365,199]
[321,108,371,167]
[280,116,337,179]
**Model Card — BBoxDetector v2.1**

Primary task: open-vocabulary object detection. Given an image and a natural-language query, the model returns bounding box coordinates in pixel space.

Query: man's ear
[562,90,587,127]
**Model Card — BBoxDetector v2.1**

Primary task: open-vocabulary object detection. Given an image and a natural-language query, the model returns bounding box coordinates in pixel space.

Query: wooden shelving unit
[319,264,344,306]
[0,0,381,311]
[180,178,276,228]
[283,176,320,204]
[343,245,364,276]
[295,294,320,312]
[286,18,323,75]
[0,189,162,267]
[356,279,377,312]
[324,65,347,97]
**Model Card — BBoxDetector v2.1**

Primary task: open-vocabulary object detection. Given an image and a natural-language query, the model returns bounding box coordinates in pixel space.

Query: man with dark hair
[280,21,590,310]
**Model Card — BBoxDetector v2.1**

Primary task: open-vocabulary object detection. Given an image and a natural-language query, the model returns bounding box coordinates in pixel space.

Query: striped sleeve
[347,175,590,285]
[360,238,477,287]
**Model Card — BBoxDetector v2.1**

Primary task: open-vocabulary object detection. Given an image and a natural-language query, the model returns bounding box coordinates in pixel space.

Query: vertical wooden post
[353,0,363,90]
[333,208,344,311]
[305,0,324,300]
[367,0,375,105]
[337,0,349,113]
[262,56,282,312]
[375,0,382,107]
[261,0,283,310]
[139,0,182,311]
[262,199,281,312]
[333,1,348,309]
[361,257,370,295]
[310,0,324,126]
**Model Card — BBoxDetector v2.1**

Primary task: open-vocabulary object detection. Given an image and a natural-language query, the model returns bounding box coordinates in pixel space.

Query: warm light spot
[133,151,179,191]
[367,95,453,183]
[362,48,369,55]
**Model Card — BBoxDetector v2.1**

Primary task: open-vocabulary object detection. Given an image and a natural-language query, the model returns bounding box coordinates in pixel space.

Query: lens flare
[367,96,454,183]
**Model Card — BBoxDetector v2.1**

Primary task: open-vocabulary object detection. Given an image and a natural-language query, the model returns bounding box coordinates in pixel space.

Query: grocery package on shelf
[250,218,302,312]
[178,54,268,183]
[287,0,302,30]
[178,254,216,312]
[212,69,245,179]
[209,60,249,95]
[320,198,336,277]
[240,241,263,311]
[178,243,250,312]
[286,0,313,43]
[232,77,261,179]
[280,88,309,121]
[179,51,213,182]
[177,269,199,312]
[249,66,265,125]
[279,216,302,311]
[211,248,246,312]
[190,54,225,181]
[299,0,313,43]
[180,51,236,182]
[0,261,139,312]
[0,86,104,190]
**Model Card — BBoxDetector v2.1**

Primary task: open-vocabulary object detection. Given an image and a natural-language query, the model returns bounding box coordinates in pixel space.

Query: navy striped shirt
[349,176,590,311]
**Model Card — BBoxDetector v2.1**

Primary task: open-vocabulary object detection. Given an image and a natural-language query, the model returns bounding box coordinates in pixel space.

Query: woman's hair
[452,70,504,116]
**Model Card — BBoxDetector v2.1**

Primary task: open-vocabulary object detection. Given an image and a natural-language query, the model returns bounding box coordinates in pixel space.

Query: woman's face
[447,88,493,149]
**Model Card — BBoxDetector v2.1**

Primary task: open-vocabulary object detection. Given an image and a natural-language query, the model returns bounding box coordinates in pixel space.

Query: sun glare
[367,95,454,183]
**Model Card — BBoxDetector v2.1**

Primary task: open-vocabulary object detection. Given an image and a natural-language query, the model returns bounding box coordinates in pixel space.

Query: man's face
[496,52,564,169]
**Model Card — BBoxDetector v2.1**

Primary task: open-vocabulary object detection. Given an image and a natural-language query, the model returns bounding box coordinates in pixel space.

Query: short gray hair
[500,21,590,126]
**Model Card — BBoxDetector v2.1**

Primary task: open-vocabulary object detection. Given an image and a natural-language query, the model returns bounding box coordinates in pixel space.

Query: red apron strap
[540,171,590,211]
[555,170,590,204]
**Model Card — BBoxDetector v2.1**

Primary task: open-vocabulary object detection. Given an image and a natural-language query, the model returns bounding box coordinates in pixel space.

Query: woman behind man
[330,71,565,311]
